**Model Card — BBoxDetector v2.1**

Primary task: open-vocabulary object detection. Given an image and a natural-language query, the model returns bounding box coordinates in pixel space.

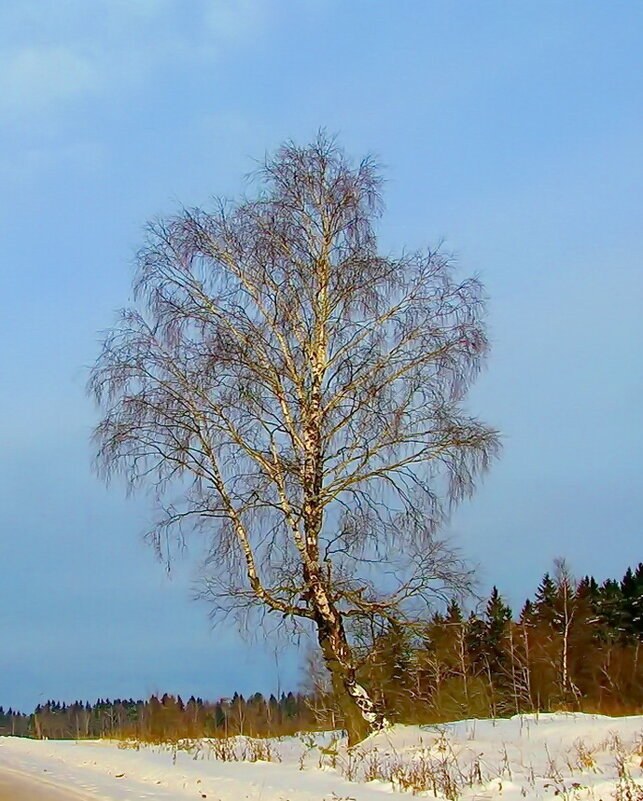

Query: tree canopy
[89,133,499,742]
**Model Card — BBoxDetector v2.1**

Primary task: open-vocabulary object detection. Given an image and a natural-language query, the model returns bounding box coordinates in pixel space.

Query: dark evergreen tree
[446,599,463,623]
[621,564,643,638]
[519,598,535,623]
[533,573,558,625]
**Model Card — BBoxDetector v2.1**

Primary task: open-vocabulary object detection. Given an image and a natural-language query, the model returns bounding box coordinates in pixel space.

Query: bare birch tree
[89,133,499,744]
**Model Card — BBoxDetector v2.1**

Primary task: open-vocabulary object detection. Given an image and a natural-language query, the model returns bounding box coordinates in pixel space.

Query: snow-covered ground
[0,713,641,800]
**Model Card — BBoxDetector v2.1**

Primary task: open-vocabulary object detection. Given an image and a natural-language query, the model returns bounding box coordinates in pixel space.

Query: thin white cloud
[0,0,276,181]
[0,139,106,185]
[204,0,267,44]
[0,0,239,121]
[1,46,97,118]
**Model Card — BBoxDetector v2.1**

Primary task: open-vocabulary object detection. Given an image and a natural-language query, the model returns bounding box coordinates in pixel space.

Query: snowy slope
[0,713,641,800]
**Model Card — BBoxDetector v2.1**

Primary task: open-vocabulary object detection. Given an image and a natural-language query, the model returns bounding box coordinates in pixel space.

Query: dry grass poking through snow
[117,732,282,764]
[332,716,643,799]
[1,713,642,800]
[114,713,643,799]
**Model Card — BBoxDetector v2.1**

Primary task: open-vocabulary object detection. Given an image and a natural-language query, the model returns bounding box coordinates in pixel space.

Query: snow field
[0,713,641,801]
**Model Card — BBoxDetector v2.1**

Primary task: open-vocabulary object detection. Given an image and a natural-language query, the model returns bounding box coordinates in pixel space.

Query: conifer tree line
[2,562,641,740]
[0,692,314,740]
[351,560,643,724]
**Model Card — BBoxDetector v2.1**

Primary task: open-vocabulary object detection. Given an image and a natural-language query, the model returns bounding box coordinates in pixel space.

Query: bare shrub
[574,739,601,773]
[242,738,281,763]
[613,742,643,801]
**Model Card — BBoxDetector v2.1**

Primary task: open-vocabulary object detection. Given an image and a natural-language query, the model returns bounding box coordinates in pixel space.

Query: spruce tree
[483,587,512,688]
[596,578,626,638]
[620,564,643,638]
[534,573,558,625]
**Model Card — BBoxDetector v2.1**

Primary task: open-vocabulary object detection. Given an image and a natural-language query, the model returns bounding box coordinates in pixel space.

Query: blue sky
[1,0,642,712]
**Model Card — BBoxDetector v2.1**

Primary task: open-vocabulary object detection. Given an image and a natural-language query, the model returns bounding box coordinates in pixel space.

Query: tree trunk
[313,602,388,746]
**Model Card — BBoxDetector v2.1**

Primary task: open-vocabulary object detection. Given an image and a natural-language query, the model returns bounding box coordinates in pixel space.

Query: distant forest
[2,562,641,740]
